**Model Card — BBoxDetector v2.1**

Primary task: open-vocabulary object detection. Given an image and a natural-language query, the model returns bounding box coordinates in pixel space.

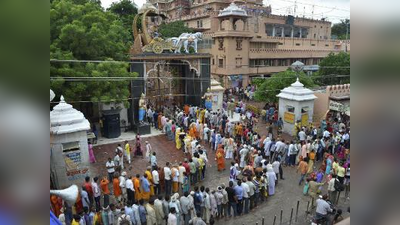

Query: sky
[100,0,350,24]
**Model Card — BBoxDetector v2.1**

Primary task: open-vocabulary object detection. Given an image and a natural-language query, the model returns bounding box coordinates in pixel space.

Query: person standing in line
[225,181,237,217]
[266,167,277,196]
[241,179,250,214]
[154,195,165,225]
[164,162,172,196]
[245,177,256,210]
[100,177,110,208]
[119,172,127,203]
[272,158,280,185]
[141,174,151,201]
[126,176,135,204]
[83,176,94,207]
[113,173,122,204]
[336,161,346,184]
[167,207,177,225]
[92,177,101,211]
[233,180,244,216]
[117,207,132,225]
[180,191,191,225]
[138,199,147,225]
[146,198,157,225]
[125,140,131,164]
[152,167,160,196]
[178,163,187,194]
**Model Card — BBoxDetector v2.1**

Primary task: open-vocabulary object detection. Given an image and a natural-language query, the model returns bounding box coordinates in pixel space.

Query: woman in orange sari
[157,113,162,130]
[189,123,197,138]
[133,174,142,201]
[216,144,226,171]
[145,167,155,196]
[113,174,122,202]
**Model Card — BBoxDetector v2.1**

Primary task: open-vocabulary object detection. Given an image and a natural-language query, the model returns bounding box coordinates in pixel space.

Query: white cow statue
[167,32,203,53]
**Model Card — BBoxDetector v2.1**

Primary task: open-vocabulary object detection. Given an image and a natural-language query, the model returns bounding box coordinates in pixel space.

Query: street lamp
[291,60,304,80]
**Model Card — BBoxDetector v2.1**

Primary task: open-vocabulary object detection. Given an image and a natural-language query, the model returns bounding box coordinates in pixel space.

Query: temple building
[150,0,349,87]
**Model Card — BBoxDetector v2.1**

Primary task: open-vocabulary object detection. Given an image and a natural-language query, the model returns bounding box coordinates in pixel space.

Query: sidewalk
[94,126,163,147]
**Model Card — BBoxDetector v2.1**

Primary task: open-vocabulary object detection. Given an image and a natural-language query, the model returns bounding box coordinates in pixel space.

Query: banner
[329,101,350,115]
[301,113,309,126]
[284,112,295,124]
[63,150,89,181]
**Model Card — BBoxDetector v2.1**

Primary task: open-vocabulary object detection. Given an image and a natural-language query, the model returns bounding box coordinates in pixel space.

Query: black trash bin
[102,109,121,138]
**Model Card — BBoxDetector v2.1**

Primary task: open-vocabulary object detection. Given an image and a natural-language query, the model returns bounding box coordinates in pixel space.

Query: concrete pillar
[272,26,276,37]
[281,27,285,37]
[291,27,294,38]
[230,17,234,30]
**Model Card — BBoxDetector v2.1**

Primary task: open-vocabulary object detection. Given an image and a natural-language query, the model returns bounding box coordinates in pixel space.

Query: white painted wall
[50,130,91,188]
[278,98,315,135]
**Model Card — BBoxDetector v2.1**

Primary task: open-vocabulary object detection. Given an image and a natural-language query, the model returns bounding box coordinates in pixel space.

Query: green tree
[50,0,136,107]
[315,52,350,85]
[331,19,350,40]
[107,0,138,42]
[254,70,315,103]
[158,21,194,38]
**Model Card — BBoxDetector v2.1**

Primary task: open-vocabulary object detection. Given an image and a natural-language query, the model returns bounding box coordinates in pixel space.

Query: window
[314,34,316,39]
[286,106,295,113]
[62,142,80,153]
[236,39,242,50]
[218,38,224,50]
[218,59,224,68]
[301,106,309,113]
[295,43,300,46]
[212,58,215,65]
[311,44,316,46]
[325,44,329,47]
[279,42,283,45]
[235,57,242,67]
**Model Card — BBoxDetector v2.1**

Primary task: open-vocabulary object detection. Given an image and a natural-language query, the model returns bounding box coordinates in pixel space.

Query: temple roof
[276,78,317,101]
[218,3,248,17]
[50,96,90,135]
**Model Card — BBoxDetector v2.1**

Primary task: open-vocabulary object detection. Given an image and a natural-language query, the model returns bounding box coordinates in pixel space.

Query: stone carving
[167,32,203,53]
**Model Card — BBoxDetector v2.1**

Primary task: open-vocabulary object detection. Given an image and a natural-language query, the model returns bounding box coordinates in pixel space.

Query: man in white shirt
[298,129,306,141]
[152,167,160,196]
[327,174,338,204]
[92,177,101,211]
[274,139,286,154]
[323,130,330,138]
[245,177,256,210]
[241,179,250,214]
[106,158,115,184]
[119,172,127,203]
[154,196,165,225]
[164,162,172,196]
[180,192,192,225]
[126,176,135,204]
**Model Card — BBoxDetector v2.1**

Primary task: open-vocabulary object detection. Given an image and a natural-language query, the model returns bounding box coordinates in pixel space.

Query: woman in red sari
[216,144,226,171]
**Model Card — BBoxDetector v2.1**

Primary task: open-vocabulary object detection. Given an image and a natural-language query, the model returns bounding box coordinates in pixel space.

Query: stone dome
[276,78,317,101]
[50,96,90,135]
[218,2,247,17]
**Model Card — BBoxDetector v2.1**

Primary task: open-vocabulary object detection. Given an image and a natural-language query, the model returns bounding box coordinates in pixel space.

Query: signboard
[329,101,350,114]
[284,112,295,124]
[63,150,89,181]
[301,113,309,126]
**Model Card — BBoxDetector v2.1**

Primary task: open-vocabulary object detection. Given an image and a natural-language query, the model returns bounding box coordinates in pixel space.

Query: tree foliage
[50,0,136,107]
[158,21,194,38]
[314,52,350,85]
[331,19,350,40]
[254,70,315,103]
[107,0,138,42]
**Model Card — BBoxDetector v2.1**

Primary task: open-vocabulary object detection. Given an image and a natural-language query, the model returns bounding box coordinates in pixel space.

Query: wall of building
[51,131,91,189]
